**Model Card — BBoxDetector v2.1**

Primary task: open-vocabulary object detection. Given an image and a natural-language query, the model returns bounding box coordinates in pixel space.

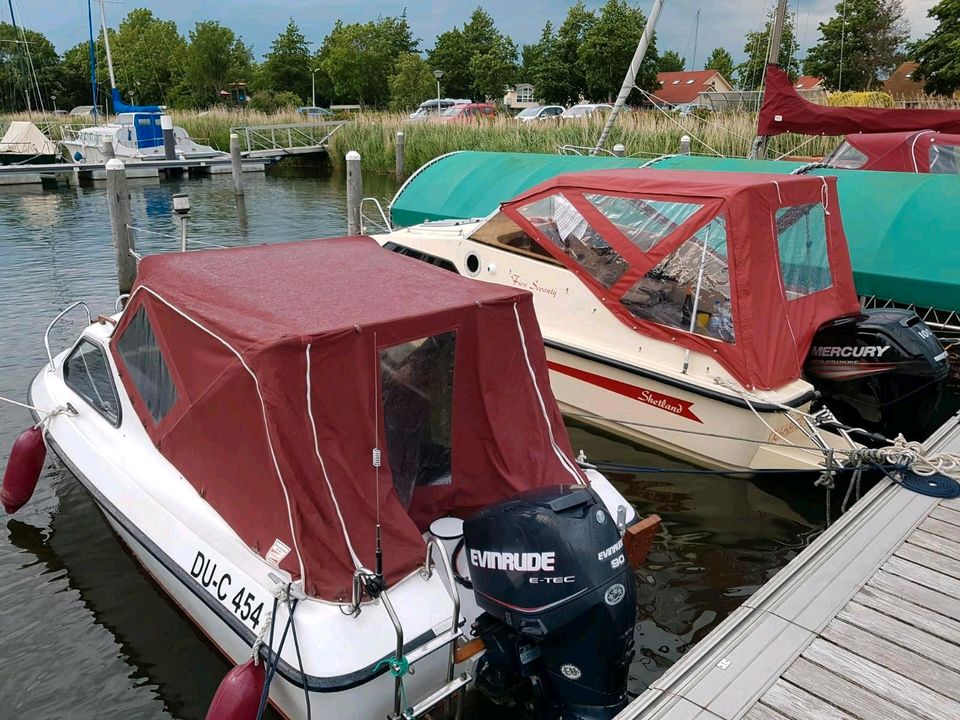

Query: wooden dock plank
[931,505,960,528]
[801,638,960,720]
[907,528,960,562]
[744,704,791,720]
[838,601,960,673]
[919,516,960,544]
[821,618,960,701]
[854,585,960,644]
[882,555,960,600]
[760,679,857,720]
[783,657,920,720]
[939,496,960,513]
[895,542,960,581]
[868,569,960,622]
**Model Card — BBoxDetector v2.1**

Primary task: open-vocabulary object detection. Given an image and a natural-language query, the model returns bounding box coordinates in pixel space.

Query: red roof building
[651,70,734,106]
[884,62,925,99]
[794,76,824,91]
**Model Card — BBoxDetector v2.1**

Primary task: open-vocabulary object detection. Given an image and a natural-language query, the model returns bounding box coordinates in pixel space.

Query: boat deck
[616,412,960,720]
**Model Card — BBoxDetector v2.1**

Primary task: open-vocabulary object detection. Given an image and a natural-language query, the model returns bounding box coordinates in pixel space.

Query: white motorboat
[4,236,659,720]
[374,169,950,472]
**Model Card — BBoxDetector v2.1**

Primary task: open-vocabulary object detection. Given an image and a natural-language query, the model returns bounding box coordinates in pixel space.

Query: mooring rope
[0,394,75,428]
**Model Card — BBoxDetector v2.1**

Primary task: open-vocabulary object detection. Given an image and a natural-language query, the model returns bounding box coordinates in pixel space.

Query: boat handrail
[377,588,406,718]
[421,537,461,684]
[45,301,92,371]
[115,294,129,313]
[360,197,393,233]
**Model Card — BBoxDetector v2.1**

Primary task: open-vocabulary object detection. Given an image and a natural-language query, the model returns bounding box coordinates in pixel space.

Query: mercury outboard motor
[463,485,635,720]
[805,308,950,436]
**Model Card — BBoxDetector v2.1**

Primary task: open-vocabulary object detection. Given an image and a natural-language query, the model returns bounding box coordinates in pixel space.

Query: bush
[248,90,304,113]
[827,91,895,108]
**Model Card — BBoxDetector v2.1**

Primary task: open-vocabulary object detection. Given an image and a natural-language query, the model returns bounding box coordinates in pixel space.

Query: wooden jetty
[617,412,960,720]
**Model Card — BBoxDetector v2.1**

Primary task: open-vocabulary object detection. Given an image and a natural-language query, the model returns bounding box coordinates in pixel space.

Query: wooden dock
[617,413,960,720]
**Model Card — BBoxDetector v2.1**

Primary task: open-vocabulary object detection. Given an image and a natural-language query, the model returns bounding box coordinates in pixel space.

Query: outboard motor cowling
[805,309,950,436]
[463,485,635,719]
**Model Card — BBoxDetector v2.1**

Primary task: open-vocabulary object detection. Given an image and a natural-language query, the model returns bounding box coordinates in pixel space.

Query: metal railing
[360,197,393,233]
[860,295,960,334]
[45,301,91,370]
[230,122,345,154]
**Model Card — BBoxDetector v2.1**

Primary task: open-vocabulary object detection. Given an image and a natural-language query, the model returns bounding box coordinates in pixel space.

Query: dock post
[105,159,137,294]
[395,131,405,179]
[346,150,362,235]
[102,138,115,161]
[230,133,244,197]
[613,143,626,157]
[679,135,691,155]
[161,115,176,160]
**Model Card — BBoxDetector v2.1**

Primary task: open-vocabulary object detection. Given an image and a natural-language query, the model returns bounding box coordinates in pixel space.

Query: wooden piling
[161,115,176,161]
[346,150,362,235]
[102,138,115,161]
[230,133,244,197]
[105,159,137,294]
[395,131,405,179]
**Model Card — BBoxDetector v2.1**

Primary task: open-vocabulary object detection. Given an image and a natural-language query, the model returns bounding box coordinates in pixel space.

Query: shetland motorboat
[5,237,659,720]
[374,169,949,471]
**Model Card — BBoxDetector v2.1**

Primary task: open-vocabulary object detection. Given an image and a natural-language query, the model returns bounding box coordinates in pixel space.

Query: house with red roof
[650,70,734,107]
[794,76,824,91]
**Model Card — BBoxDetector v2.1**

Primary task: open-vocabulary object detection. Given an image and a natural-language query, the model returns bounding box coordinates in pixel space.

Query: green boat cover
[389,151,960,313]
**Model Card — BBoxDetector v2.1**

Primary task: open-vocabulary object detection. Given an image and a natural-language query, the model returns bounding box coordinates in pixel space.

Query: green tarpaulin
[389,151,960,313]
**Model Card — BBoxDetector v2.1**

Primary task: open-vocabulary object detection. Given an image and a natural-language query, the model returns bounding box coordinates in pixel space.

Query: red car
[439,103,497,123]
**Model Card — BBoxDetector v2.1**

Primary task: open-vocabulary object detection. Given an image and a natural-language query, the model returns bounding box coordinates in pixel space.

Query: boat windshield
[826,141,868,169]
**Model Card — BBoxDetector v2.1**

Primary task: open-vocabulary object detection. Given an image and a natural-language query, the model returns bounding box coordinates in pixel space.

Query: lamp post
[432,69,443,115]
[311,67,320,109]
[50,95,57,113]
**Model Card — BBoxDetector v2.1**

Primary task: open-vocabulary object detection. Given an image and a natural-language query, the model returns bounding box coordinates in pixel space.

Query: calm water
[0,167,951,718]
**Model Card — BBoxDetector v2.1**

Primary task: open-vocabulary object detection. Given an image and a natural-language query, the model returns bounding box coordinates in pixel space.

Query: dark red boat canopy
[499,169,860,390]
[828,130,960,173]
[109,237,582,600]
[758,64,960,137]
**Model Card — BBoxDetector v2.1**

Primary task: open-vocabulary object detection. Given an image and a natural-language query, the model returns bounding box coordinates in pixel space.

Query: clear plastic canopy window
[518,193,630,288]
[621,216,735,343]
[584,194,704,253]
[930,144,960,174]
[775,204,832,299]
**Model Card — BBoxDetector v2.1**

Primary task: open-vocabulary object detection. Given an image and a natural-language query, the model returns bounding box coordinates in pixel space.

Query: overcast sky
[9,1,942,64]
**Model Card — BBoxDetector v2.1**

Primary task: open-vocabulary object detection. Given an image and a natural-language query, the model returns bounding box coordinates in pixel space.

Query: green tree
[552,2,597,103]
[737,9,801,89]
[470,36,518,100]
[258,19,312,101]
[658,50,685,73]
[427,29,473,98]
[803,0,908,90]
[183,21,253,107]
[580,0,659,103]
[427,8,518,101]
[319,14,418,106]
[704,47,735,84]
[108,9,187,107]
[248,89,302,113]
[388,52,435,110]
[0,23,62,113]
[911,0,960,95]
[57,41,103,111]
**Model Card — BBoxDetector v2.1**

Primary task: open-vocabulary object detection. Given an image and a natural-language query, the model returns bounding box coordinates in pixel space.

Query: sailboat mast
[98,0,117,90]
[592,0,667,155]
[749,0,789,159]
[692,8,700,70]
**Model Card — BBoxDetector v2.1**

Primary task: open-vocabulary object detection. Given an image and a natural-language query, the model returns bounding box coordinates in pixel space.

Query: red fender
[205,659,267,720]
[2,427,46,514]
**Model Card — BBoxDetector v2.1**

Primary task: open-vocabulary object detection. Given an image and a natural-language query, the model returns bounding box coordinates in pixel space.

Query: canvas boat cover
[0,121,57,155]
[826,130,960,173]
[109,237,583,601]
[758,64,960,137]
[498,169,860,390]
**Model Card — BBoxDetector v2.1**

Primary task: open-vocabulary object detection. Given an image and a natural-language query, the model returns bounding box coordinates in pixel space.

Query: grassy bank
[325,112,840,175]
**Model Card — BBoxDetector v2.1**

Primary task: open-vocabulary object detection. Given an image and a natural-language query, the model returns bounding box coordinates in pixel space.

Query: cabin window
[63,340,121,425]
[775,204,832,299]
[115,306,179,424]
[380,331,456,509]
[827,142,868,169]
[382,241,459,273]
[470,212,559,265]
[518,193,629,287]
[584,194,703,252]
[621,216,735,342]
[930,145,960,174]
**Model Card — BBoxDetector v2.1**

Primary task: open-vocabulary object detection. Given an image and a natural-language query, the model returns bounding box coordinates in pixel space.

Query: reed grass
[325,111,841,175]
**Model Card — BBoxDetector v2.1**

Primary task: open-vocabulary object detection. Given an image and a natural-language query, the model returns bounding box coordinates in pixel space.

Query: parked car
[408,98,473,122]
[296,106,334,119]
[670,102,698,117]
[439,103,497,123]
[561,103,614,120]
[515,105,565,122]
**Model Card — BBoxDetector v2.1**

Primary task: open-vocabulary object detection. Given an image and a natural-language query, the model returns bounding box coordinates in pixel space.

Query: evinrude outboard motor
[462,485,635,719]
[805,308,950,435]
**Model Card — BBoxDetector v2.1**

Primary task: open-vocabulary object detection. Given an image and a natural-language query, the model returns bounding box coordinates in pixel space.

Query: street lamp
[50,94,57,113]
[311,67,321,109]
[433,69,444,115]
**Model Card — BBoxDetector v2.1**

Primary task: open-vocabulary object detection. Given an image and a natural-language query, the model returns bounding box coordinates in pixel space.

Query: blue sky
[10,1,941,64]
